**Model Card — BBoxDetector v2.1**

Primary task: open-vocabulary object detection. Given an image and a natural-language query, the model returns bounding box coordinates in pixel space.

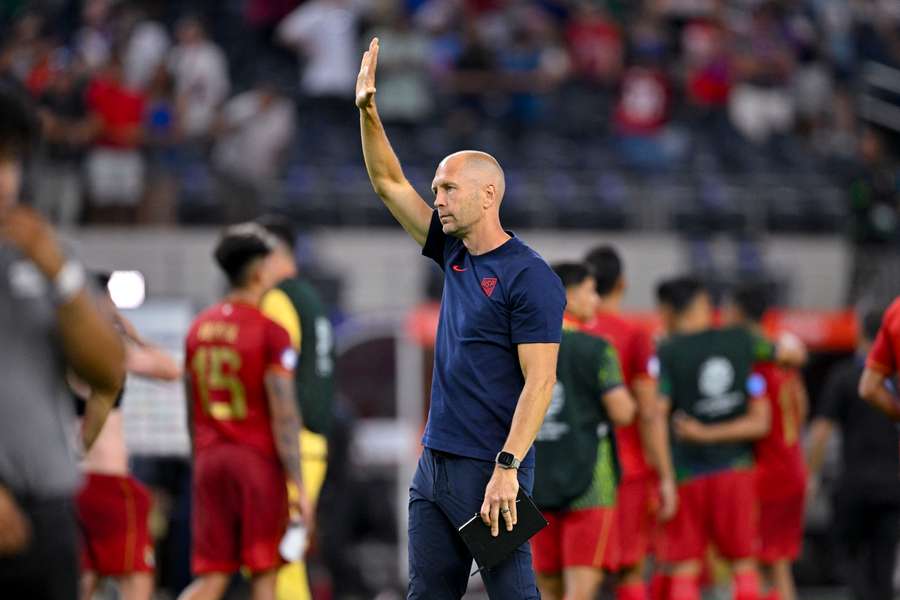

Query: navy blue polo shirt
[421,212,565,467]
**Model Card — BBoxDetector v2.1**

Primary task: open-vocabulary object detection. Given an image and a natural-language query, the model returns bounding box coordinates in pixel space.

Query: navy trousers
[408,448,539,599]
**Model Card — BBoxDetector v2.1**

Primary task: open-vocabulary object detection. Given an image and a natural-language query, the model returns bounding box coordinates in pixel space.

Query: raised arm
[264,369,312,522]
[0,207,125,395]
[356,38,432,246]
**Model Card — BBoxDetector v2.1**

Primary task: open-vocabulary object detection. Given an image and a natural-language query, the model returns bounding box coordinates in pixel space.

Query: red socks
[650,573,670,600]
[617,582,648,600]
[668,575,700,600]
[733,570,760,600]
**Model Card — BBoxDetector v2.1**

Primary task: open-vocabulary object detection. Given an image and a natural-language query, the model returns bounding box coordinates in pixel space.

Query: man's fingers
[489,501,500,537]
[509,498,518,526]
[480,500,491,527]
[501,503,514,532]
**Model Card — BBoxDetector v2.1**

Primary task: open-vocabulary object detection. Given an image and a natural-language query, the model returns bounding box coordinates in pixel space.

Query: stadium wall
[68,229,851,311]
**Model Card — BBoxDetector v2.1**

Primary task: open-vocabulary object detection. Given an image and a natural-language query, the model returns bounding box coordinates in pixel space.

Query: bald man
[357,38,566,599]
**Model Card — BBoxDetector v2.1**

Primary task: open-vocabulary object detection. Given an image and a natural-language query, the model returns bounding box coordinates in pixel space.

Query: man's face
[566,276,600,322]
[0,158,21,216]
[431,157,484,237]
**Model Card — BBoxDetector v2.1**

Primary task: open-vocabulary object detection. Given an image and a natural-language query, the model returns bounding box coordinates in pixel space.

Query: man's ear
[483,184,496,209]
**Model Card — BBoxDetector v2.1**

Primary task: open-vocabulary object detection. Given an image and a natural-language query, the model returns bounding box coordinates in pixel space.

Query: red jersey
[185,301,296,461]
[753,363,807,500]
[583,311,656,479]
[868,297,900,376]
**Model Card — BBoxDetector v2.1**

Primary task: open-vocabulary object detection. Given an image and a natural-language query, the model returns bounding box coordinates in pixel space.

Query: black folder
[457,489,548,572]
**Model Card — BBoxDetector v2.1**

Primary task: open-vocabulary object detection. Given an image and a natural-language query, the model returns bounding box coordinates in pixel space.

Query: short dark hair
[213,224,275,288]
[256,214,296,251]
[656,276,705,315]
[551,262,593,289]
[862,308,884,342]
[732,281,770,323]
[0,87,38,160]
[584,245,622,296]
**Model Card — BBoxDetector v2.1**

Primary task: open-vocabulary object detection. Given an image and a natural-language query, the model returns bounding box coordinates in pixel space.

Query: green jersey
[262,278,336,435]
[534,327,624,510]
[658,326,775,481]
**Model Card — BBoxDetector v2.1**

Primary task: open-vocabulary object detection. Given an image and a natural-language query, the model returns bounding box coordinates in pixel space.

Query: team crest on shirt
[480,277,498,297]
[698,357,734,397]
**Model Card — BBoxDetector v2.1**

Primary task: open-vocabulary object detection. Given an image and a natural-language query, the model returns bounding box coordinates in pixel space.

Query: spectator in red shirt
[84,53,146,223]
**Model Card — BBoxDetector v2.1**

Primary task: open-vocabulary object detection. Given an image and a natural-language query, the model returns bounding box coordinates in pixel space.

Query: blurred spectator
[211,75,295,223]
[277,0,360,122]
[74,0,113,74]
[728,3,796,144]
[84,53,146,223]
[807,308,900,600]
[614,17,680,170]
[565,3,623,86]
[122,6,171,92]
[847,127,900,246]
[168,15,229,141]
[364,12,432,125]
[32,50,91,225]
[141,65,180,224]
[447,24,495,141]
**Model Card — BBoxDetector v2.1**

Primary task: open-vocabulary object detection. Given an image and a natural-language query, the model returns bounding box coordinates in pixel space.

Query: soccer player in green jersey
[531,263,636,600]
[654,276,776,600]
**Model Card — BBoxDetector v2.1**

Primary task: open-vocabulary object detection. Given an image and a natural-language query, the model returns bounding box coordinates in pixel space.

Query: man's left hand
[480,466,519,537]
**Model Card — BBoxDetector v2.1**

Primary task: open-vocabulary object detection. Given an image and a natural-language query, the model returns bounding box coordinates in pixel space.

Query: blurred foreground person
[178,225,310,600]
[75,272,182,600]
[724,283,808,600]
[531,262,636,600]
[0,88,126,599]
[809,309,900,600]
[358,37,565,598]
[584,245,677,600]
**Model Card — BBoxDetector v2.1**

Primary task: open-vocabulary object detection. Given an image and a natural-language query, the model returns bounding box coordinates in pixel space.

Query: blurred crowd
[1,0,899,228]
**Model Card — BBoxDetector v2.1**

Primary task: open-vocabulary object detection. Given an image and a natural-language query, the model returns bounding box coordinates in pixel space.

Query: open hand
[480,467,519,537]
[355,38,379,110]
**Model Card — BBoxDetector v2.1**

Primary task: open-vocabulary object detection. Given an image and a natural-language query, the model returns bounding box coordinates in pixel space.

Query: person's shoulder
[505,238,557,279]
[884,297,900,324]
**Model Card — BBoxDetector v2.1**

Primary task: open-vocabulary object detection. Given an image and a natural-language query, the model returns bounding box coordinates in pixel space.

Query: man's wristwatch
[495,451,520,470]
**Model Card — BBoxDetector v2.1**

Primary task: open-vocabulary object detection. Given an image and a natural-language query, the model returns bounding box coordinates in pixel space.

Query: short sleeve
[265,319,297,374]
[817,364,850,423]
[597,342,625,393]
[509,263,565,345]
[630,327,656,380]
[421,211,447,268]
[868,326,896,376]
[749,332,777,363]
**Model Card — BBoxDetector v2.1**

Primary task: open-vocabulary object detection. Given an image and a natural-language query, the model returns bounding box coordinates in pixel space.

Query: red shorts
[612,474,658,568]
[758,493,805,564]
[658,469,759,563]
[191,445,288,575]
[531,507,617,574]
[76,473,155,575]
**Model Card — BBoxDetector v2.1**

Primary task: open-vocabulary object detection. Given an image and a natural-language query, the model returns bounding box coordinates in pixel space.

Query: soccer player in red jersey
[723,284,808,600]
[178,224,311,600]
[584,246,677,600]
[859,296,900,420]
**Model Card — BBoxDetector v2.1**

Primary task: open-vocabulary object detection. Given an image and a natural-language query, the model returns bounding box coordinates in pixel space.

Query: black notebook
[458,489,548,573]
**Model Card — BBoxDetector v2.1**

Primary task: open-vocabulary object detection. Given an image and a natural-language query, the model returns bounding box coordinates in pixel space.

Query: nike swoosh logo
[452,265,467,272]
